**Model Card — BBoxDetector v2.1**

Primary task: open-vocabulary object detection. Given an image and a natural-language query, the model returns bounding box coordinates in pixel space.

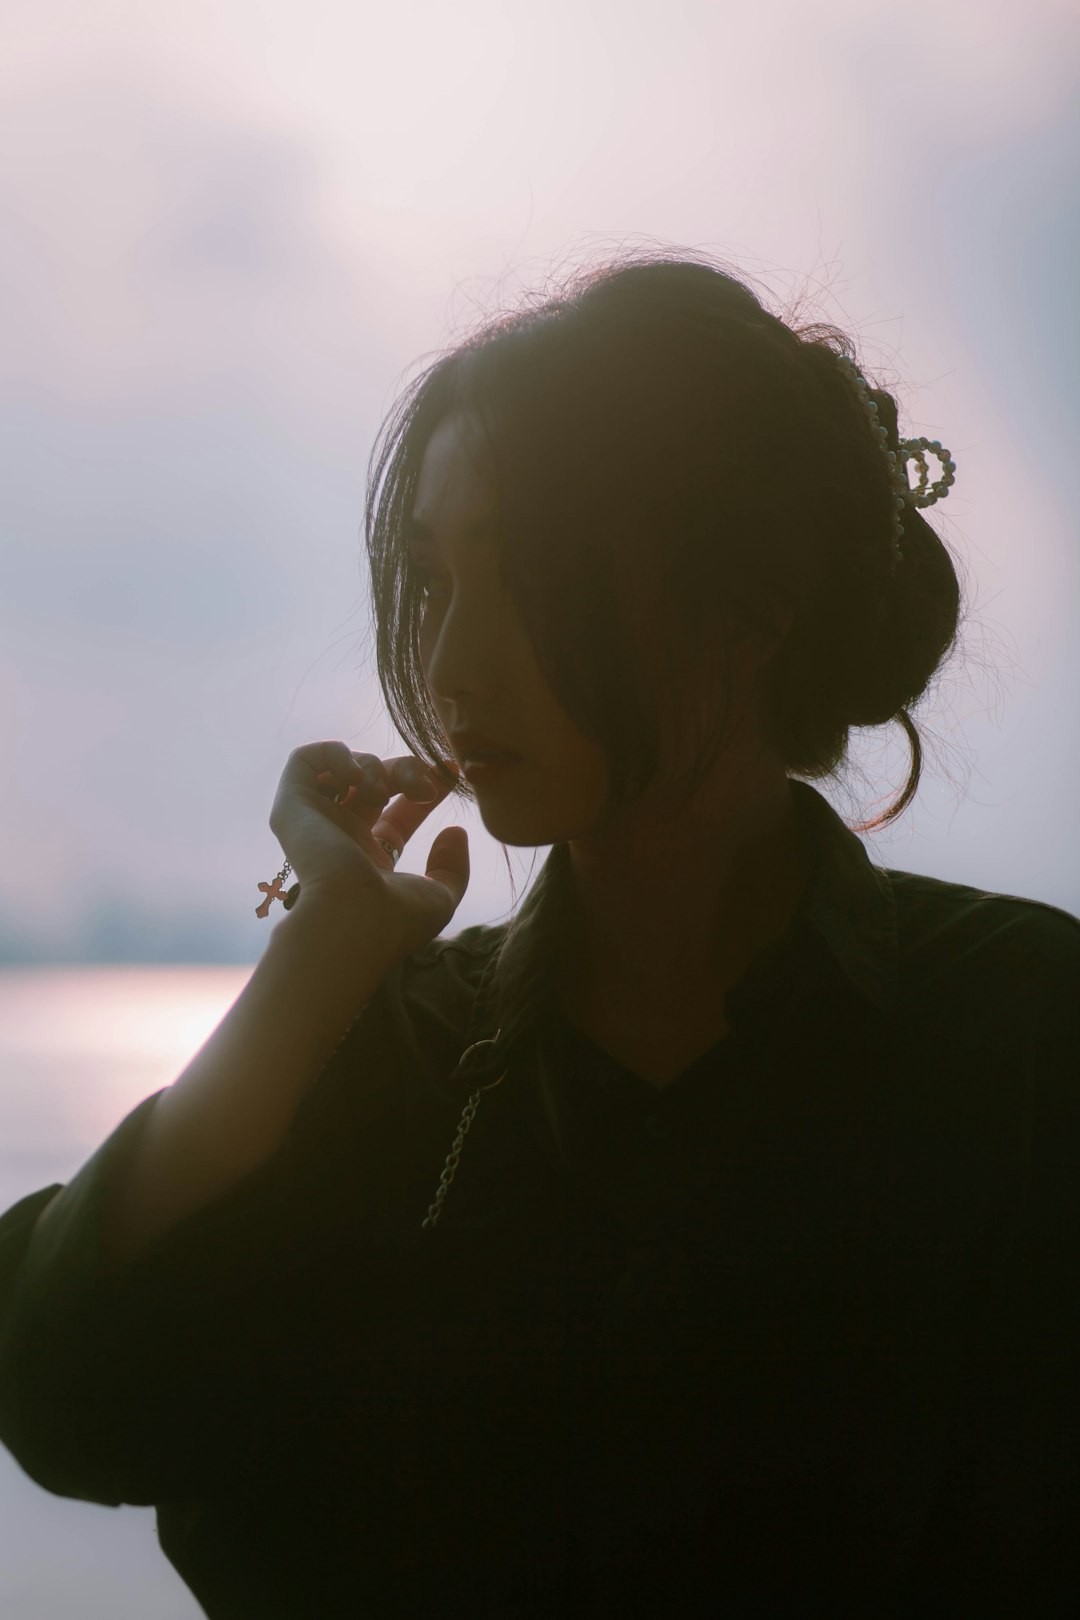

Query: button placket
[642,1109,673,1140]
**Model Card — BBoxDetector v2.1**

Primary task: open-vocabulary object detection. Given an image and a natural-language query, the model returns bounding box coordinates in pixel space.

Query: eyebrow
[405,512,499,549]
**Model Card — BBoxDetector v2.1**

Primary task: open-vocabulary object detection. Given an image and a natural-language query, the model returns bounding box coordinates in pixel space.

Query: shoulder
[403,918,510,978]
[879,865,1080,1054]
[393,920,509,1028]
[883,865,1080,968]
[289,920,511,1140]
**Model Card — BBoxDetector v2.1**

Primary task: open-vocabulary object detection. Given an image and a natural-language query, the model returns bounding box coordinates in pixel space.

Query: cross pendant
[256,874,287,917]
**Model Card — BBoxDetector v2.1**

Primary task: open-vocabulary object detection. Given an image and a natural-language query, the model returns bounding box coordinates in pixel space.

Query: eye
[413,566,449,603]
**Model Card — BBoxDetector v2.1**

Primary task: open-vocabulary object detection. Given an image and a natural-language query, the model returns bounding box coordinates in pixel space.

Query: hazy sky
[2,0,1078,964]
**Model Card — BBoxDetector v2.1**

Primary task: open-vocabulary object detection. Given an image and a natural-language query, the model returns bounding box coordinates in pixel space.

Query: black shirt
[1,779,1079,1617]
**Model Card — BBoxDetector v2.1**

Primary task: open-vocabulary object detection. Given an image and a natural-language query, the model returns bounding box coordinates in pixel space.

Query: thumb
[424,824,470,912]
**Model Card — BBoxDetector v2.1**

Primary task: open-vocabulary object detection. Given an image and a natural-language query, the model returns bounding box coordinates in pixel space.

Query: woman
[2,249,1078,1617]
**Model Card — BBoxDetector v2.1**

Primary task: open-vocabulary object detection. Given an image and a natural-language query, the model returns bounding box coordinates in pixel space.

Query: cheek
[543,733,609,805]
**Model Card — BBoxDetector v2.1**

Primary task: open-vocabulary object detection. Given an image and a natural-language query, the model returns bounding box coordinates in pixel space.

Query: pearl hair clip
[834,354,957,573]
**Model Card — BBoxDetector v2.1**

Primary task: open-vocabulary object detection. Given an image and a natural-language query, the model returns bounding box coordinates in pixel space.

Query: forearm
[98,891,396,1272]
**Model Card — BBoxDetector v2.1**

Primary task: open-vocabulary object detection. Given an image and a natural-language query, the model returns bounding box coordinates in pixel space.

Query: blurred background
[1,0,1078,1613]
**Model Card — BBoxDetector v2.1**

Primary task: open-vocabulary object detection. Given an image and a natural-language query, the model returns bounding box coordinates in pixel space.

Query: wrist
[272,878,404,964]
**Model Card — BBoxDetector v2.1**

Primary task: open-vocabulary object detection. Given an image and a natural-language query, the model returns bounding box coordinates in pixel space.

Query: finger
[350,755,459,817]
[298,747,435,811]
[361,755,458,801]
[285,740,368,785]
[369,764,464,854]
[422,824,470,910]
[281,745,461,844]
[271,743,359,833]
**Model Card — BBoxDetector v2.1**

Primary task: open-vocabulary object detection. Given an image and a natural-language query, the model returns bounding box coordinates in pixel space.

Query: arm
[0,893,410,1505]
[0,742,467,1505]
[96,890,401,1273]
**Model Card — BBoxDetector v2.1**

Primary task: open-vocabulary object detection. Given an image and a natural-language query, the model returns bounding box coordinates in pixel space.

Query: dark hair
[363,246,968,895]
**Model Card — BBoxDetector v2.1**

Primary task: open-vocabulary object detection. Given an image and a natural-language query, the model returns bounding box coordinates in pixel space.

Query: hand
[268,741,469,960]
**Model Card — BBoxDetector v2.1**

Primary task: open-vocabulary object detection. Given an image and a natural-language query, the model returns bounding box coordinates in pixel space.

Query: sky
[1,0,1078,966]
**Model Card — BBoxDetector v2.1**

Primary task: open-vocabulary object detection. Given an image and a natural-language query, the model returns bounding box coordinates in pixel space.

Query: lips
[460,751,521,782]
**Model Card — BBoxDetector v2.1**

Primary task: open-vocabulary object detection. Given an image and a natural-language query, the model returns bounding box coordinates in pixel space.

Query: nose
[421,594,503,705]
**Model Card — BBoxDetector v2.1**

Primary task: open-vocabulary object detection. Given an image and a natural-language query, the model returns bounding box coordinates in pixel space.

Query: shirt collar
[446,779,900,1089]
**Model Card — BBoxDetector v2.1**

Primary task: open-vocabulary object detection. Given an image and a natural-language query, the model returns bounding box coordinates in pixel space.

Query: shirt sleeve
[0,1083,314,1507]
[912,924,1080,1602]
[0,949,454,1510]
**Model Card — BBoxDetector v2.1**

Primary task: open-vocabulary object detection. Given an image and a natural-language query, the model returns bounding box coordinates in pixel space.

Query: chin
[476,809,561,849]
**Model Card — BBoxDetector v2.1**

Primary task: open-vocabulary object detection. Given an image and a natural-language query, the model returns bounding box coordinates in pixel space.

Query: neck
[558,762,809,1002]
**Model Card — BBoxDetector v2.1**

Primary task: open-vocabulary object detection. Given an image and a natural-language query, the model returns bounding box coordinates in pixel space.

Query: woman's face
[412,411,612,848]
[411,409,782,855]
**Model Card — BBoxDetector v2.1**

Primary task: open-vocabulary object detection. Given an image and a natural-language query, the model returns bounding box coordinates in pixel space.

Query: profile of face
[412,410,612,849]
[412,409,786,857]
